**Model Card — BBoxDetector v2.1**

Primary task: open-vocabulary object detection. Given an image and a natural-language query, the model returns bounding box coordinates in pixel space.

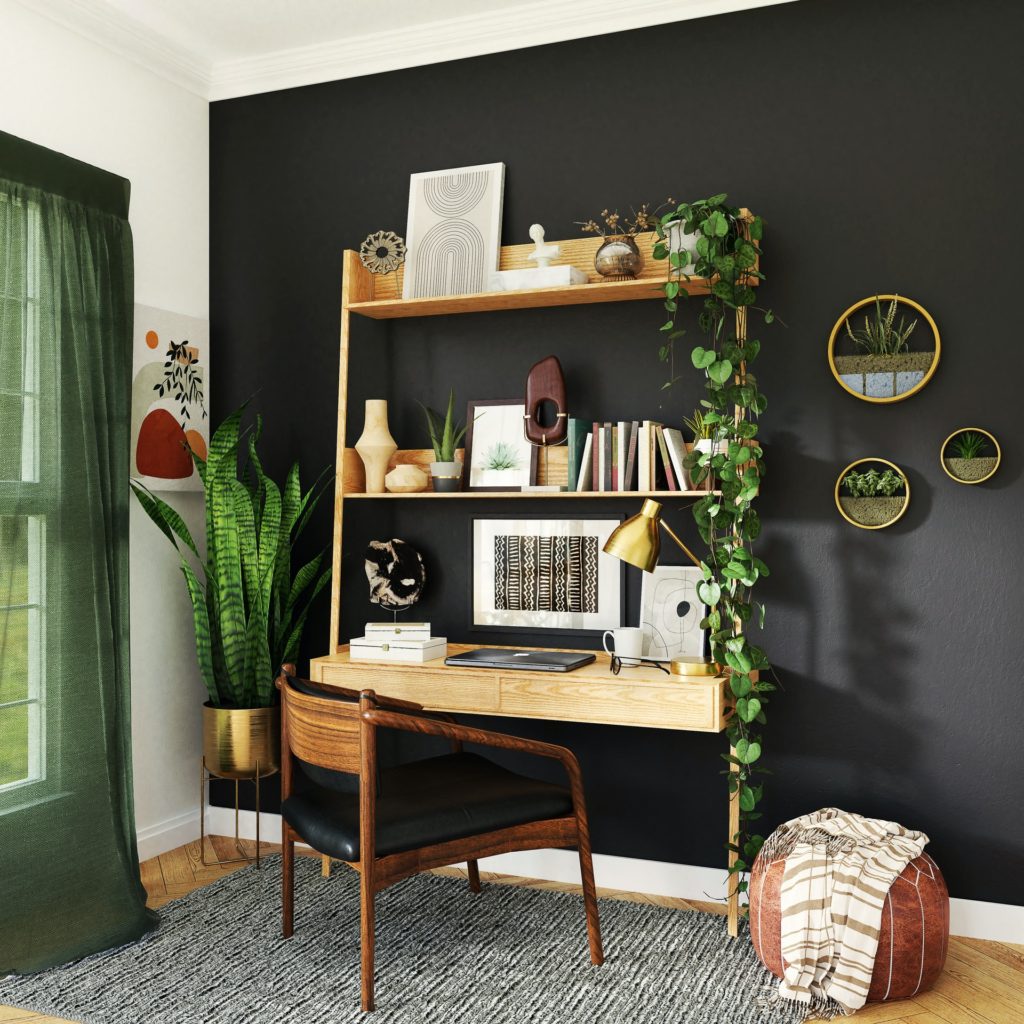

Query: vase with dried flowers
[577,204,659,279]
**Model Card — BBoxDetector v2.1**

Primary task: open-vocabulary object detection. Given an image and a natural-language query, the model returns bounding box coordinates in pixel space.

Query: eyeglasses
[610,656,670,676]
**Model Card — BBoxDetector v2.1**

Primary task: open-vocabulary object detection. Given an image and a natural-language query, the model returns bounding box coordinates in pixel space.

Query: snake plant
[131,406,332,708]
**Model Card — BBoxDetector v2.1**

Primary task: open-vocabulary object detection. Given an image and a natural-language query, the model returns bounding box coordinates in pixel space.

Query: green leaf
[691,346,716,369]
[130,481,202,561]
[729,673,753,698]
[180,559,218,705]
[739,786,757,812]
[736,739,762,764]
[708,359,734,384]
[697,580,721,605]
[737,696,762,723]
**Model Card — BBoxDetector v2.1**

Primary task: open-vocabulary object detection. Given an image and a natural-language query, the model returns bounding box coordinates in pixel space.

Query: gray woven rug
[1,855,801,1023]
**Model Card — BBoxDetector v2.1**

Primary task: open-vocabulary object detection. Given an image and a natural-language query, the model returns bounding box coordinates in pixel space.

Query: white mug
[602,626,644,667]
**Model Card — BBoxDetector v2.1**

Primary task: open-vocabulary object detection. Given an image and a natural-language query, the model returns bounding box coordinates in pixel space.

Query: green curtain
[0,131,155,973]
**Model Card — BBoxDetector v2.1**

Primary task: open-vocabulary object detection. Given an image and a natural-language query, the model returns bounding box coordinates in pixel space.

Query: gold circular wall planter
[834,457,910,530]
[202,703,280,779]
[940,427,1001,485]
[828,295,940,403]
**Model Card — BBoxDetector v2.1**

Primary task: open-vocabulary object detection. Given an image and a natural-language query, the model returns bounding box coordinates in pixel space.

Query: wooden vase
[355,399,397,494]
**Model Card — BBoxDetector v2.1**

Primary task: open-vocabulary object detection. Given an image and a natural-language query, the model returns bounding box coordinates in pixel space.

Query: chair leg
[576,826,604,965]
[467,859,481,893]
[282,827,295,939]
[360,866,375,1011]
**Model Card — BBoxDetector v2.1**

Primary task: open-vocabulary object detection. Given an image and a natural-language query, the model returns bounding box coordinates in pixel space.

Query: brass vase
[594,235,643,280]
[202,703,280,779]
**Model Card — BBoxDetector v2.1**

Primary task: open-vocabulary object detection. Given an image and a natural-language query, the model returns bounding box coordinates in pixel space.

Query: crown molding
[12,0,210,97]
[12,0,799,102]
[208,0,800,101]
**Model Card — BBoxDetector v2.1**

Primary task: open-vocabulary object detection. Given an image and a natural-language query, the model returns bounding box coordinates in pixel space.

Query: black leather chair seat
[282,752,573,862]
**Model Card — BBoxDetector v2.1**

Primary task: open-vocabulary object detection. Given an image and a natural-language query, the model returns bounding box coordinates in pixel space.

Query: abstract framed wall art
[131,304,209,492]
[639,565,706,661]
[463,399,537,491]
[403,162,505,299]
[471,515,624,635]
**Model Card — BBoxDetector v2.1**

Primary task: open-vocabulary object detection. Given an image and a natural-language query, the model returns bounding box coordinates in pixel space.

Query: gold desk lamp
[602,498,719,678]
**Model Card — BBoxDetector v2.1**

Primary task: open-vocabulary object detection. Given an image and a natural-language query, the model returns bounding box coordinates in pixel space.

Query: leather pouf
[749,851,950,1002]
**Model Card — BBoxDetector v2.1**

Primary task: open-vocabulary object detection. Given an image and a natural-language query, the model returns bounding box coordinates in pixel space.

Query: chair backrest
[282,676,362,776]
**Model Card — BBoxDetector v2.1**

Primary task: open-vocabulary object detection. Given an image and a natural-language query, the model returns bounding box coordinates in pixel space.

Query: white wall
[0,1,208,857]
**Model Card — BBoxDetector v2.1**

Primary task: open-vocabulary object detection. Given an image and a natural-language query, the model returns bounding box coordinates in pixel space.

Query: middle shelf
[340,446,717,500]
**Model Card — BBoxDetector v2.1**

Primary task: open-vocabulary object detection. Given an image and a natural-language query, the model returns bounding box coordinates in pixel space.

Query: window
[0,191,48,797]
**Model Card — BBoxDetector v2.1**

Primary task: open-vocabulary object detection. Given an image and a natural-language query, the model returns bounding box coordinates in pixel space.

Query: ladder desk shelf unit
[318,223,760,936]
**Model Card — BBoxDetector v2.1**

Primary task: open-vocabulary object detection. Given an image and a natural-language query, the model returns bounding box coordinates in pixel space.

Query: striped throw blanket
[761,808,929,1017]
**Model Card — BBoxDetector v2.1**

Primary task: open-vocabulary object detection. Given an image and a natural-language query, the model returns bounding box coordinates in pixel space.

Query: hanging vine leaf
[653,195,778,911]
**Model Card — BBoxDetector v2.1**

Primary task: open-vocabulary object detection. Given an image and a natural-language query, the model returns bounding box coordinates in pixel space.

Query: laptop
[445,648,596,673]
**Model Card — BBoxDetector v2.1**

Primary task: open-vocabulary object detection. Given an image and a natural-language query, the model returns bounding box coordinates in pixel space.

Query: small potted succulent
[839,465,908,528]
[835,297,934,400]
[576,204,658,279]
[942,430,999,483]
[419,389,468,492]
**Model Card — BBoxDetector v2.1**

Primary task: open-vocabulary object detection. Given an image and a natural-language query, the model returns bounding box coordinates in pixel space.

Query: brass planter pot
[202,703,280,780]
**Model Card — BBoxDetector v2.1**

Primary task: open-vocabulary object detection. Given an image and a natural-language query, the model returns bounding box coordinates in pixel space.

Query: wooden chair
[275,666,603,1012]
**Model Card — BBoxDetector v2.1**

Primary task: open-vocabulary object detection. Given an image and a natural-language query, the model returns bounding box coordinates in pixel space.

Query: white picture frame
[472,516,624,635]
[403,162,505,299]
[464,399,536,491]
[639,565,706,661]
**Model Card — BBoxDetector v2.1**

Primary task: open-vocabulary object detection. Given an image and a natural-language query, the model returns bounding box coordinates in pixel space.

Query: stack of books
[566,418,707,494]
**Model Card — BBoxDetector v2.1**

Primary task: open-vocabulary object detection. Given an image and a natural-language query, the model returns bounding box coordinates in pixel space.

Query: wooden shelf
[341,447,714,499]
[348,276,705,319]
[344,489,714,500]
[342,229,757,320]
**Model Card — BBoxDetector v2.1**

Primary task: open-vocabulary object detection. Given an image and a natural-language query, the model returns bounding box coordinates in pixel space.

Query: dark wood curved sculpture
[524,354,568,446]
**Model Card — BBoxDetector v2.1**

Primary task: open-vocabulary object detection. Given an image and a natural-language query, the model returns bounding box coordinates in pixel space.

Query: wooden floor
[2,838,1022,1024]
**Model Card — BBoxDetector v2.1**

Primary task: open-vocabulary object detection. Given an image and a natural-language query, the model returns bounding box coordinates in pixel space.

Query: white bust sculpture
[528,223,560,269]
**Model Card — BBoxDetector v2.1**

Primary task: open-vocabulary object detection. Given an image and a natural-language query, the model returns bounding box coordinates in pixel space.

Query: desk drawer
[316,662,501,713]
[498,675,723,732]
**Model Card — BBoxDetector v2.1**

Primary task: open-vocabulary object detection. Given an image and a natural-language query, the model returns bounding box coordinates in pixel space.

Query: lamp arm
[658,518,701,568]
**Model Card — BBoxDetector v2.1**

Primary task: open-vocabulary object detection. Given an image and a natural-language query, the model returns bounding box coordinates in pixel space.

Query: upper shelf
[343,221,757,320]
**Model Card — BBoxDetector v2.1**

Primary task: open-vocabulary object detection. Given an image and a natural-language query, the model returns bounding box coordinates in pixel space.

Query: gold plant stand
[199,757,264,868]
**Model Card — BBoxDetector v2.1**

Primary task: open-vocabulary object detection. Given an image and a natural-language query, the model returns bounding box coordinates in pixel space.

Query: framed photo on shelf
[403,162,505,300]
[639,565,706,661]
[471,515,624,635]
[464,399,537,491]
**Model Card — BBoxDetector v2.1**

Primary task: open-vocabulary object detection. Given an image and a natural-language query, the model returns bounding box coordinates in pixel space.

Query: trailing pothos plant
[131,405,333,709]
[652,194,776,903]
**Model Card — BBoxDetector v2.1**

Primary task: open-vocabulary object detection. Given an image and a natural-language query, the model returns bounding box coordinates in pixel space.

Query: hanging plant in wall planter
[835,458,910,529]
[941,428,1001,484]
[652,195,775,903]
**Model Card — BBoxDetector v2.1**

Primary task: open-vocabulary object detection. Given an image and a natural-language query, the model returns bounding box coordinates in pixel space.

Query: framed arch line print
[403,162,505,299]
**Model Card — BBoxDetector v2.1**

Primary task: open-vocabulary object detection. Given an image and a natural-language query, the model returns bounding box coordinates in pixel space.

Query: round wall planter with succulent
[835,458,910,529]
[941,427,1001,484]
[828,295,939,403]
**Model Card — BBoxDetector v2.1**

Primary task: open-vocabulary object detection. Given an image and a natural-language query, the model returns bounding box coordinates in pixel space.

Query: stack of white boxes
[349,622,447,664]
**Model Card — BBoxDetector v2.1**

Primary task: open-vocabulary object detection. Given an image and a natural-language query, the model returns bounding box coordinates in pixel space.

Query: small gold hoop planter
[940,427,1001,485]
[834,457,911,530]
[828,294,940,403]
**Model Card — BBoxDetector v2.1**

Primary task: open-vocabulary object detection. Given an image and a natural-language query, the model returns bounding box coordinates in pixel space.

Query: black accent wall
[211,0,1024,905]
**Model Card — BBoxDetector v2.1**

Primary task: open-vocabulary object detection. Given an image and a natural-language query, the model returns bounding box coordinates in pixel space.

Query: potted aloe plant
[419,389,468,493]
[131,405,331,779]
[943,431,997,482]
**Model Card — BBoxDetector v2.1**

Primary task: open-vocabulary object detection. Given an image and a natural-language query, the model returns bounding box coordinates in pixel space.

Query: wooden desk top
[310,643,727,733]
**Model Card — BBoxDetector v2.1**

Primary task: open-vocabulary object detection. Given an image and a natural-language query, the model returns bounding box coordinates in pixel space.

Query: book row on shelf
[565,418,710,494]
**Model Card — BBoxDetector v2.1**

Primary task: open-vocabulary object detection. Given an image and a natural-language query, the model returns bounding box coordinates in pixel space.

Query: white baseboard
[202,806,1024,944]
[136,807,201,861]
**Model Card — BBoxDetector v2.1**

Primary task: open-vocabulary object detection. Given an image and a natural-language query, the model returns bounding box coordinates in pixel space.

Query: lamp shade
[602,499,662,572]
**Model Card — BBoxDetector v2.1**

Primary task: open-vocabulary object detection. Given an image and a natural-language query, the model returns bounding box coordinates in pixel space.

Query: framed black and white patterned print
[471,516,624,635]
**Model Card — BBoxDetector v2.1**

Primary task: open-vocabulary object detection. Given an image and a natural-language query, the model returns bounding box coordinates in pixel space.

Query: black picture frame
[463,398,538,491]
[469,514,625,637]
